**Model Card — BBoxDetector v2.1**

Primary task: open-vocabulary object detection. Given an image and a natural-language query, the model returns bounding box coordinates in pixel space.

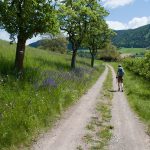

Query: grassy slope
[0,40,104,149]
[118,48,146,54]
[111,62,150,135]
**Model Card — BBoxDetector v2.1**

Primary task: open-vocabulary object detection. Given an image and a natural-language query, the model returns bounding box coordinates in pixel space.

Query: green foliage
[0,0,59,71]
[112,24,150,48]
[59,0,90,47]
[0,40,104,149]
[123,52,150,79]
[0,0,59,40]
[80,0,113,67]
[38,36,68,54]
[97,42,120,61]
[58,0,109,68]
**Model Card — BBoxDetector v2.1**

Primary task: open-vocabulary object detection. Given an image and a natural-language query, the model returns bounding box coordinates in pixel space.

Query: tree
[59,0,106,68]
[84,22,114,67]
[39,34,68,54]
[81,0,112,67]
[97,42,120,61]
[0,0,59,71]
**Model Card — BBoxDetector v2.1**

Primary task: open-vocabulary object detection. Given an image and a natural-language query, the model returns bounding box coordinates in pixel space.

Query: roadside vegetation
[111,59,150,135]
[79,68,113,150]
[123,52,150,79]
[0,40,105,149]
[0,0,114,149]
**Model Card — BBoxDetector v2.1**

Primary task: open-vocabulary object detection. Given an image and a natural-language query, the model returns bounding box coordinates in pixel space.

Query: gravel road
[109,65,150,150]
[32,66,108,150]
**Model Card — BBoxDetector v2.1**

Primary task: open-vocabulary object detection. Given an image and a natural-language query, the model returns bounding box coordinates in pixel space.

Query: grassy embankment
[111,62,150,135]
[77,67,113,150]
[0,40,105,149]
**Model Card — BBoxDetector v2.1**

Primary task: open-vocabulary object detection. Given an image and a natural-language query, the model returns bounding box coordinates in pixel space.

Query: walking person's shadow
[108,89,118,92]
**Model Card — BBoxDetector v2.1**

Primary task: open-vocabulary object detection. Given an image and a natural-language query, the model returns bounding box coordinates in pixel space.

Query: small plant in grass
[77,145,83,150]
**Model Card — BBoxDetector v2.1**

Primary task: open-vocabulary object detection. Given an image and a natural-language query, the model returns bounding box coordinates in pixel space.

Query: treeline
[0,0,114,71]
[123,52,150,80]
[112,24,150,48]
[35,36,68,54]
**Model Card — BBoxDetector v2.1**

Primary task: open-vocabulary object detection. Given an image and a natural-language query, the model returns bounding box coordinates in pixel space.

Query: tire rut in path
[108,65,150,150]
[32,66,108,150]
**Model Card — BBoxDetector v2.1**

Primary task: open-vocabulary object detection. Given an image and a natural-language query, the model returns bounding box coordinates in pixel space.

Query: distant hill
[29,40,42,48]
[112,24,150,48]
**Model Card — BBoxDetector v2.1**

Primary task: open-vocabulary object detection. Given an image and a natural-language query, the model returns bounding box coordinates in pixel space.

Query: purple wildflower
[42,78,57,88]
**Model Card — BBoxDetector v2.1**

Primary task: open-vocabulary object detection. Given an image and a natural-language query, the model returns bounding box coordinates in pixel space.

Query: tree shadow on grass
[0,58,14,75]
[0,57,40,83]
[65,57,92,68]
[35,57,71,71]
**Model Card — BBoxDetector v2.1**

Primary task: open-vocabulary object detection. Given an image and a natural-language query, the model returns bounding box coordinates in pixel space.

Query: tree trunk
[71,49,77,69]
[91,54,95,67]
[15,35,26,72]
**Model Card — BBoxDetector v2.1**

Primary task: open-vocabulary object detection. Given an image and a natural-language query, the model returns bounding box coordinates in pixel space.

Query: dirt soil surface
[108,65,150,150]
[32,67,108,150]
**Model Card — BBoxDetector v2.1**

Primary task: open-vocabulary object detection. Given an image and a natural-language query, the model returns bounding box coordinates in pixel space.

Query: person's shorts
[118,76,123,83]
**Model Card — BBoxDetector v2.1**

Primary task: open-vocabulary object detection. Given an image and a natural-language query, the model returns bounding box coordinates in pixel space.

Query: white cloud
[128,17,150,29]
[26,35,41,45]
[107,16,150,30]
[0,30,41,45]
[102,0,134,9]
[106,21,128,30]
[0,30,10,41]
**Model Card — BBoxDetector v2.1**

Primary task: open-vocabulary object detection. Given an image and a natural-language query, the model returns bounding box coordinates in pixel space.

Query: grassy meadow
[111,62,150,135]
[0,40,105,149]
[118,48,146,54]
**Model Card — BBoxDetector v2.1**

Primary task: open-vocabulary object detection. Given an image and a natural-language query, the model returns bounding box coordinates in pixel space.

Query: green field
[118,48,146,54]
[0,40,104,149]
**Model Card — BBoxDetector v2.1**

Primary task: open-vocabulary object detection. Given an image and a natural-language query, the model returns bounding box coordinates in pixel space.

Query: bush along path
[77,67,113,150]
[31,66,108,150]
[108,65,150,150]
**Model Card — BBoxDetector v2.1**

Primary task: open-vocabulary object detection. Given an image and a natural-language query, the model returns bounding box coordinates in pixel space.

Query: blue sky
[102,0,150,30]
[0,0,150,44]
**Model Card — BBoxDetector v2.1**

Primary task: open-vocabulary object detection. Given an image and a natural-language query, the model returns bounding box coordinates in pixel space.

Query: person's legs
[120,77,123,92]
[118,82,120,91]
[118,77,121,91]
[118,76,123,92]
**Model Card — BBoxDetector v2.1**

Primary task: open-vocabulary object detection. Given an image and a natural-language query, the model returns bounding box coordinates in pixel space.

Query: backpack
[118,67,124,77]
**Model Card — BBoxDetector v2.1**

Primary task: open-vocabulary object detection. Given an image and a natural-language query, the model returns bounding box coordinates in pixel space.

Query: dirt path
[32,66,108,150]
[109,65,150,150]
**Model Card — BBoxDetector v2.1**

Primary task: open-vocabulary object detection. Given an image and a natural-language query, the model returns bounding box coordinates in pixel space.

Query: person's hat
[118,64,122,67]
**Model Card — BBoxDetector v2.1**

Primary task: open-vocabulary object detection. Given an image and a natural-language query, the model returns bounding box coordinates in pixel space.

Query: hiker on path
[116,64,125,92]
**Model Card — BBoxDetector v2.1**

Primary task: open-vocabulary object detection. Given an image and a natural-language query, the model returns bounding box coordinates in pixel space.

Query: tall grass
[111,62,150,135]
[0,40,104,149]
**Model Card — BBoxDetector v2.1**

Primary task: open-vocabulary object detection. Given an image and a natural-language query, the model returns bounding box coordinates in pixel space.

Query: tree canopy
[0,0,59,71]
[58,0,109,68]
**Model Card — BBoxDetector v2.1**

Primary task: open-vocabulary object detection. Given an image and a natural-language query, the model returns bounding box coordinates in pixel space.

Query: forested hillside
[112,24,150,48]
